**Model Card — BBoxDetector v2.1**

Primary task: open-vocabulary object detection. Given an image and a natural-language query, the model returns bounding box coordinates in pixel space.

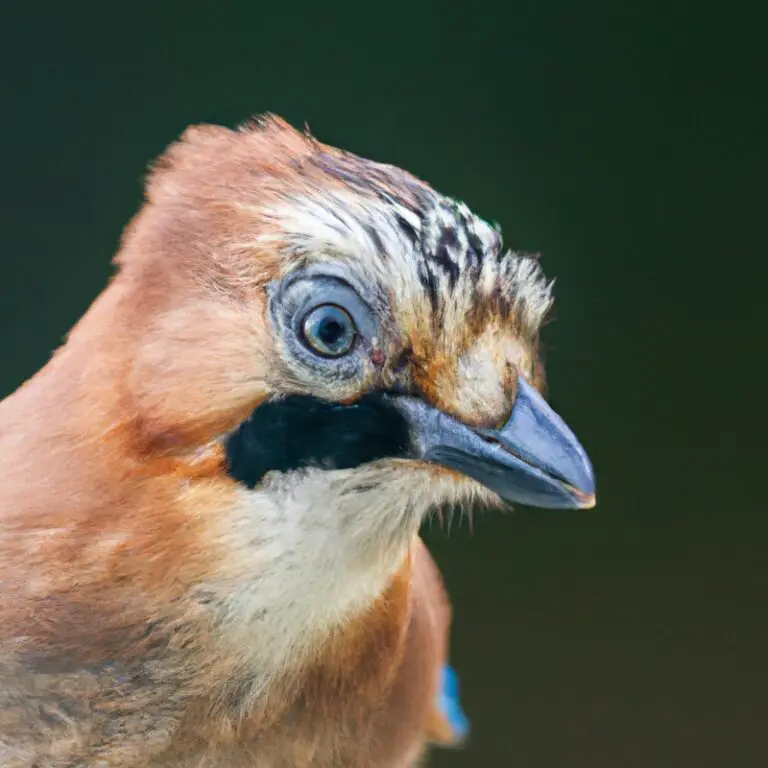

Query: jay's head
[102,115,594,648]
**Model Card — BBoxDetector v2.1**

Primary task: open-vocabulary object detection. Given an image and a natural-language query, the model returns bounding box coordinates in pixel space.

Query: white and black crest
[264,148,554,336]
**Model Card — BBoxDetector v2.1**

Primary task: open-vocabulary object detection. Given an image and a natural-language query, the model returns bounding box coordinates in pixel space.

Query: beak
[386,377,596,510]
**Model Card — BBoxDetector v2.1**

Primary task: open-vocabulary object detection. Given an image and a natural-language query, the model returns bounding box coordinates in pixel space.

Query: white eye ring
[300,304,357,358]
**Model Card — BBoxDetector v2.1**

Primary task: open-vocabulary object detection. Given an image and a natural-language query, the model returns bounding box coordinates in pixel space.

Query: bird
[0,114,595,767]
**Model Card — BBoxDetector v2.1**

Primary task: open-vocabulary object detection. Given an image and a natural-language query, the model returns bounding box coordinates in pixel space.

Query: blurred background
[1,1,766,766]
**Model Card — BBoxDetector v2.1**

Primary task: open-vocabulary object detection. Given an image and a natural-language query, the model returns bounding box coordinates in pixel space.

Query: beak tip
[576,491,597,510]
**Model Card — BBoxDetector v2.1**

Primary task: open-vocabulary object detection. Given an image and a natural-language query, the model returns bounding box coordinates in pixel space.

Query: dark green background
[2,2,766,766]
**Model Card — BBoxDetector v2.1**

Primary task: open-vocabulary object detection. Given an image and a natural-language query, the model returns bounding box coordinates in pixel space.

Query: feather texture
[0,115,553,766]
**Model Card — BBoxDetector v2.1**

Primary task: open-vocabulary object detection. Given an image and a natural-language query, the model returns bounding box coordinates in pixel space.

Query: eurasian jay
[0,115,595,767]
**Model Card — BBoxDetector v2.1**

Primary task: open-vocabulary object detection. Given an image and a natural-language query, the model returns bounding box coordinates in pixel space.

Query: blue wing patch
[436,664,470,742]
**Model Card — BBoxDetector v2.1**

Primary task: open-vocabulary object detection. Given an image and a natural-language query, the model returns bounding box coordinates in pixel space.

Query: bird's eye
[301,304,357,358]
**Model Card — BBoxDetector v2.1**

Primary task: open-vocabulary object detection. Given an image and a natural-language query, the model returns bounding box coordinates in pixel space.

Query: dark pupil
[318,318,344,346]
[303,304,355,356]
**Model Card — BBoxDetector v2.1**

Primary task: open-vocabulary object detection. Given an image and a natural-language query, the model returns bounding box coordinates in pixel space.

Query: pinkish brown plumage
[0,115,594,766]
